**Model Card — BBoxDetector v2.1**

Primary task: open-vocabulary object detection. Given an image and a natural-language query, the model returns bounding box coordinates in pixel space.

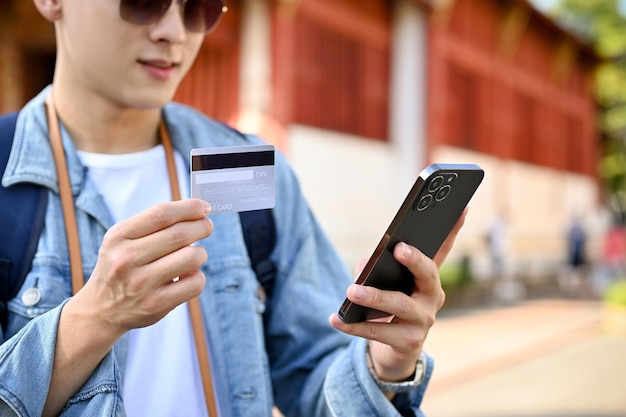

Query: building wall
[174,0,242,123]
[424,0,602,279]
[0,2,55,113]
[282,0,603,279]
[428,0,598,176]
[272,0,392,142]
[432,146,602,281]
[284,0,430,270]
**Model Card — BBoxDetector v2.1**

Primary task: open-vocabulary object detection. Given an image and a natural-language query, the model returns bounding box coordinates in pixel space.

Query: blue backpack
[0,112,276,327]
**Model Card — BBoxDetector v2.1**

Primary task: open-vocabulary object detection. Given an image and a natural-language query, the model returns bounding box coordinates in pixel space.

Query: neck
[49,86,163,154]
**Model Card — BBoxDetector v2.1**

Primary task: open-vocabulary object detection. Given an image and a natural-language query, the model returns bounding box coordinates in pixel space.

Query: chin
[124,92,176,110]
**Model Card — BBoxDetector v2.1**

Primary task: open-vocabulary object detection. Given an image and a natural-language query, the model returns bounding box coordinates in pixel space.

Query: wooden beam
[497,3,531,60]
[276,0,301,18]
[296,0,390,49]
[552,39,579,86]
[431,0,456,28]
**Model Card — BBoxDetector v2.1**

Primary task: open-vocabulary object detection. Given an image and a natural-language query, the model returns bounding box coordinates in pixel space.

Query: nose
[149,1,187,43]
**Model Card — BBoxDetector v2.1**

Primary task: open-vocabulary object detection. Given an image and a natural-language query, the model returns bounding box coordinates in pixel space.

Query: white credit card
[190,145,275,214]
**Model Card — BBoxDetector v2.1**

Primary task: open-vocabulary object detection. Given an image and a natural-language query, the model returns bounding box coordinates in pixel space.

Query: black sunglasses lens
[120,0,171,25]
[184,0,225,33]
[120,0,225,33]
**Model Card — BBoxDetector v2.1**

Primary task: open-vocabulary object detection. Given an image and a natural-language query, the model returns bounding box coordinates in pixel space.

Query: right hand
[73,198,213,337]
[42,199,213,417]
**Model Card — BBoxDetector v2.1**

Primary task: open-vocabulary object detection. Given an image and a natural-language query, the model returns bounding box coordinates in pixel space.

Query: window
[448,64,480,151]
[292,14,390,140]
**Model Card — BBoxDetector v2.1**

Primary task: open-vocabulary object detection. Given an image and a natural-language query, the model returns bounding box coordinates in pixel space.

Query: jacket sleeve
[265,154,432,417]
[324,338,434,417]
[0,302,66,417]
[0,300,123,417]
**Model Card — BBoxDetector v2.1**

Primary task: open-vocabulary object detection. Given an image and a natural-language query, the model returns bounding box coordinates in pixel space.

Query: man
[0,0,465,416]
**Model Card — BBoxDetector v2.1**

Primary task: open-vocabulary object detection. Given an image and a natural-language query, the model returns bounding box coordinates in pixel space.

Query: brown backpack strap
[45,93,84,296]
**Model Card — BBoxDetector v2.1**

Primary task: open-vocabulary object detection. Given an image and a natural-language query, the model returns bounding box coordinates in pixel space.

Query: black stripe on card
[192,151,274,171]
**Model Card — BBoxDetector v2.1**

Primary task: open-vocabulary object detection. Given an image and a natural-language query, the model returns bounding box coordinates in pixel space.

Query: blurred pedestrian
[485,209,526,303]
[595,216,626,294]
[486,209,508,280]
[560,216,589,297]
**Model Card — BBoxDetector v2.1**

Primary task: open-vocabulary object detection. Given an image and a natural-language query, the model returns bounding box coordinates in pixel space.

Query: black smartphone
[338,163,484,323]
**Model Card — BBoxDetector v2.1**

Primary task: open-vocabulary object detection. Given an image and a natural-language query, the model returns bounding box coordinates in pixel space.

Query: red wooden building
[0,0,603,279]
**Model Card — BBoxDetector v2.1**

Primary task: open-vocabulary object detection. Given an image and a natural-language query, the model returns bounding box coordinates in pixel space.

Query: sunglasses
[119,0,227,34]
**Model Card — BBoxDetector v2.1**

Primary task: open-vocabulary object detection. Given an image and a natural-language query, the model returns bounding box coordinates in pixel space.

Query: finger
[329,312,421,353]
[341,283,421,324]
[393,242,441,297]
[144,245,209,287]
[113,199,212,240]
[130,216,213,266]
[157,269,206,308]
[433,208,468,267]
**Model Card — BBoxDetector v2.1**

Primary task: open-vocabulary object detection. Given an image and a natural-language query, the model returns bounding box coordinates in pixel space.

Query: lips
[141,59,176,68]
[139,59,179,80]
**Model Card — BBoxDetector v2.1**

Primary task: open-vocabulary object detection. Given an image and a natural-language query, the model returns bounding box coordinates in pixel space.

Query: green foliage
[546,0,626,214]
[555,0,626,139]
[439,257,473,291]
[604,279,626,306]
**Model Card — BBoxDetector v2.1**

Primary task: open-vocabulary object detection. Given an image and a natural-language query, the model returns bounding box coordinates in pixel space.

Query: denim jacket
[0,88,433,417]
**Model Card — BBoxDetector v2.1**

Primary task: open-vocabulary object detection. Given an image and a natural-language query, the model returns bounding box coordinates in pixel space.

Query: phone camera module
[445,173,458,184]
[435,185,451,201]
[415,194,433,211]
[428,176,445,192]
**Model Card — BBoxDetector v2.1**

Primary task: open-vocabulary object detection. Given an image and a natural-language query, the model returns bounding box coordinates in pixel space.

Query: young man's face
[52,0,206,110]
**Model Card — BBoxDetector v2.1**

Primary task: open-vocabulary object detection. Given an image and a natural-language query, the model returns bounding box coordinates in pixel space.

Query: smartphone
[338,163,484,323]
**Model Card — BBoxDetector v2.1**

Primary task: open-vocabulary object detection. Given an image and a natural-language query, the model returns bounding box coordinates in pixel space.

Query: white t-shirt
[77,145,209,417]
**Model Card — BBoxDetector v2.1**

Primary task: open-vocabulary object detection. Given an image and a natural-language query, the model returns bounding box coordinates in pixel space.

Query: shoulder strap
[239,209,277,297]
[0,112,49,326]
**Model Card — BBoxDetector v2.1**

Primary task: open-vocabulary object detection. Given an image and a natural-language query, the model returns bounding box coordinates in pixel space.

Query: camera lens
[428,176,444,192]
[415,194,432,211]
[435,185,451,201]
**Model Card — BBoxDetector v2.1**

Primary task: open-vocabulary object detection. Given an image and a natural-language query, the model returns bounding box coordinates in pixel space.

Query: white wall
[289,133,604,281]
[287,125,409,271]
[431,146,605,280]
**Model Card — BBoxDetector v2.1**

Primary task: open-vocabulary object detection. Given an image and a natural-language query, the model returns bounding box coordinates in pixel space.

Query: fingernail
[400,242,412,259]
[328,313,342,327]
[201,200,212,215]
[351,284,366,300]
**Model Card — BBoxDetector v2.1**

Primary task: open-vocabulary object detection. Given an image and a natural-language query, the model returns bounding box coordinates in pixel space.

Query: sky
[529,0,559,11]
[530,0,626,14]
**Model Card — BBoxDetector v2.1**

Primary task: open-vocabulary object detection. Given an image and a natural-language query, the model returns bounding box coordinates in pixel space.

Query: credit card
[190,145,275,214]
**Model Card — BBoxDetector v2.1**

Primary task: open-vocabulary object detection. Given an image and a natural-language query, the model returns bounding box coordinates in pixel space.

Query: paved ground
[420,298,626,417]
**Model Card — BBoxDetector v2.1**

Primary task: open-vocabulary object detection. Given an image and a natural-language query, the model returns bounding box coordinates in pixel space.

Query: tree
[544,0,626,221]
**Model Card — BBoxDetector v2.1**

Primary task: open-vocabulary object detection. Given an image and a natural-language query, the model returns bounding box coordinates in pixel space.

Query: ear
[33,0,63,22]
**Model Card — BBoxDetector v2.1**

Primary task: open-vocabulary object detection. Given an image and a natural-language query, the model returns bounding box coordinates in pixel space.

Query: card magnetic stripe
[192,151,275,171]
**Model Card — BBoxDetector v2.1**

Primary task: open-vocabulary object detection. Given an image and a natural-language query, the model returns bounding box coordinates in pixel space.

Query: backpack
[0,112,276,327]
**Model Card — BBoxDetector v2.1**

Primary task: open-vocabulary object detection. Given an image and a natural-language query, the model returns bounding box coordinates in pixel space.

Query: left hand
[329,209,467,383]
